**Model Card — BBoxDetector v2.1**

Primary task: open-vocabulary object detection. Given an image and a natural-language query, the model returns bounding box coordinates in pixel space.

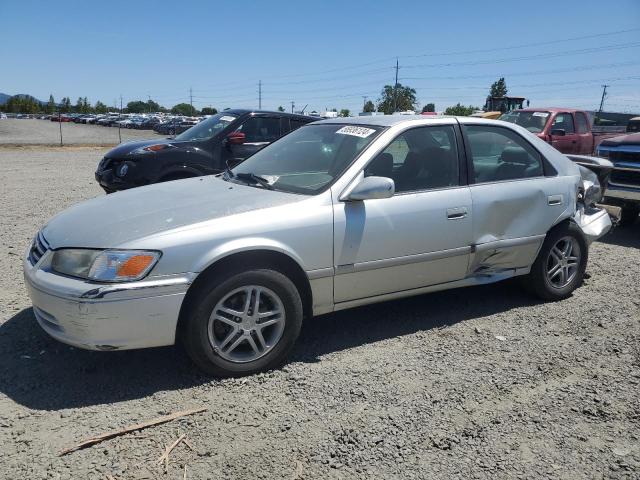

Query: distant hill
[0,93,47,105]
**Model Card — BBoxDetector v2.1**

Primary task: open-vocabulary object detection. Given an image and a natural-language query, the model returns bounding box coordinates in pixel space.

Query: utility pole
[598,85,609,113]
[290,101,295,114]
[189,87,194,116]
[148,95,151,113]
[393,57,399,113]
[118,94,123,144]
[362,95,368,112]
[258,80,262,110]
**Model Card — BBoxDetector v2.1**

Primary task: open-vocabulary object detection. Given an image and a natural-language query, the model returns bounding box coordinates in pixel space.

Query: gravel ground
[0,146,639,479]
[0,119,163,146]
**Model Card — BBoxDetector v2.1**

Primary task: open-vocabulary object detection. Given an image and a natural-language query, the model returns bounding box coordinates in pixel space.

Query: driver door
[332,125,472,303]
[223,116,281,167]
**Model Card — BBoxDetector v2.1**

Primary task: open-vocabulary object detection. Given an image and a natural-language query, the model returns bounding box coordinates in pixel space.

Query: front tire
[182,269,303,377]
[524,222,588,301]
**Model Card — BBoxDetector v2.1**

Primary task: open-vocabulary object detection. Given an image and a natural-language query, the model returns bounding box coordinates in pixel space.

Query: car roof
[515,107,587,113]
[223,109,317,120]
[314,114,455,127]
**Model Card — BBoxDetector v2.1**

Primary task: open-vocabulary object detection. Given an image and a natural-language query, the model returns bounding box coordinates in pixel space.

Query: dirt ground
[0,118,162,146]
[0,145,638,479]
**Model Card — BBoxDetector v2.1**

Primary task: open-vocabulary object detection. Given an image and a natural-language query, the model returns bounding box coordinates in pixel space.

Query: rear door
[462,123,571,274]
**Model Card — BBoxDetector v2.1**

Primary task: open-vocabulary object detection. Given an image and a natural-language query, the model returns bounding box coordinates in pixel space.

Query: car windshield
[499,111,550,133]
[175,112,238,141]
[227,123,383,195]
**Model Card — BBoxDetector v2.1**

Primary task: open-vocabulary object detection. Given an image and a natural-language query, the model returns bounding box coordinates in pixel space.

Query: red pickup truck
[499,107,596,155]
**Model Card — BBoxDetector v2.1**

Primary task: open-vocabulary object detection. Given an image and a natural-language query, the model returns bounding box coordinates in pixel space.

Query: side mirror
[226,131,246,145]
[343,176,395,201]
[550,128,566,137]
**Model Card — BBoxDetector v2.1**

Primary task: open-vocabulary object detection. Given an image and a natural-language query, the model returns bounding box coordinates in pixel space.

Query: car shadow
[597,223,640,248]
[0,280,539,411]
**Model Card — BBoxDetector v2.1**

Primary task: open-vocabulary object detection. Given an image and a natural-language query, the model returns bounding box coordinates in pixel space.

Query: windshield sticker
[336,126,376,138]
[532,112,549,117]
[220,115,236,122]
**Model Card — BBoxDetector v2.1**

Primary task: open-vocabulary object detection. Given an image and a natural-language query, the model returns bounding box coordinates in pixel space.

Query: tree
[60,97,72,113]
[126,100,148,113]
[422,103,435,113]
[339,109,351,117]
[490,77,508,97]
[444,103,479,116]
[200,106,218,115]
[377,83,417,114]
[94,101,108,114]
[363,100,375,113]
[277,106,285,112]
[46,95,56,114]
[171,103,197,116]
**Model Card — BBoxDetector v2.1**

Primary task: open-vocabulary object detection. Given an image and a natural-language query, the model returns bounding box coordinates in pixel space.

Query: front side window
[364,126,459,193]
[229,124,383,194]
[552,113,575,134]
[235,117,281,143]
[465,125,544,183]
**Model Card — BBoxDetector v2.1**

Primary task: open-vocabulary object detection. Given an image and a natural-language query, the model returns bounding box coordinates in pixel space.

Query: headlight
[117,163,129,177]
[51,249,160,282]
[130,144,172,155]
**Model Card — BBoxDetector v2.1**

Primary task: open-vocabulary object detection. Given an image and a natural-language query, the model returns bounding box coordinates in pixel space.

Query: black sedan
[95,110,317,192]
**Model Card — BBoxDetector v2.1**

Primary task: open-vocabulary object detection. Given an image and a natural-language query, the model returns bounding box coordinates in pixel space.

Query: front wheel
[524,222,588,301]
[182,269,303,377]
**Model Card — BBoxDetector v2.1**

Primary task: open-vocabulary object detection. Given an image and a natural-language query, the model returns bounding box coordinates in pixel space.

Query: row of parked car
[43,112,202,132]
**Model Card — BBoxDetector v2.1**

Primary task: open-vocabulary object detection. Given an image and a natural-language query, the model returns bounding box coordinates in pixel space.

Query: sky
[1,0,639,114]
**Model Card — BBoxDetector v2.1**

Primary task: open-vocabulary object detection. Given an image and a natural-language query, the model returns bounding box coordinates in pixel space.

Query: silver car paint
[25,116,610,350]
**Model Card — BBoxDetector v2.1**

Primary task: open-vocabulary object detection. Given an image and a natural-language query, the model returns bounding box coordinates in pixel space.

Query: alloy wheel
[545,236,581,289]
[207,286,285,363]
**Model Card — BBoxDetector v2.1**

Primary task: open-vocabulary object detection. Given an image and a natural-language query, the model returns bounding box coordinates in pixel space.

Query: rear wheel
[618,205,639,227]
[524,222,588,301]
[182,269,303,377]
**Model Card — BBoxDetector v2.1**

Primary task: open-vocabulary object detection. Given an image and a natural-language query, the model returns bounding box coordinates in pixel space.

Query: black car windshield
[499,111,550,133]
[175,112,238,141]
[228,123,383,195]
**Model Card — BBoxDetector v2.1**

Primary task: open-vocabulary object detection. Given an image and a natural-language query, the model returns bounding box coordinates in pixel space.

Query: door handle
[447,207,468,220]
[548,195,563,206]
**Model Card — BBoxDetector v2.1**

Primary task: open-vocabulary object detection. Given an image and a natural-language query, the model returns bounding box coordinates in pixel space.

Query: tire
[524,222,588,301]
[182,269,303,377]
[618,205,639,227]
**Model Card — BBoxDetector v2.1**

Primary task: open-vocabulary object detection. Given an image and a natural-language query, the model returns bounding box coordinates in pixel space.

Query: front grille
[610,168,640,187]
[610,151,640,163]
[29,231,50,265]
[97,157,112,172]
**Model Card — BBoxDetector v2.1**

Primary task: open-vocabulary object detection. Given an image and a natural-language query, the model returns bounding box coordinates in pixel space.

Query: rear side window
[465,125,544,183]
[576,113,589,134]
[552,113,575,134]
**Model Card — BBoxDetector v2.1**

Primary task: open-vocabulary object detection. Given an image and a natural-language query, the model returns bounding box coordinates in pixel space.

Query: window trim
[360,123,467,196]
[460,123,557,185]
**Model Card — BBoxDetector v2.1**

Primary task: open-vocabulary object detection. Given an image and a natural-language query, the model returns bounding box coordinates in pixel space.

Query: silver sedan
[23,116,611,376]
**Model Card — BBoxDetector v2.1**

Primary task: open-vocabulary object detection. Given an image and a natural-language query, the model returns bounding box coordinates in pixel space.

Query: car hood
[42,176,301,249]
[105,138,190,158]
[598,132,640,147]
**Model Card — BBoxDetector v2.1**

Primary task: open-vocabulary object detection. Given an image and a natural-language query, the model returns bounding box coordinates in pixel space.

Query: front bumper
[23,250,196,351]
